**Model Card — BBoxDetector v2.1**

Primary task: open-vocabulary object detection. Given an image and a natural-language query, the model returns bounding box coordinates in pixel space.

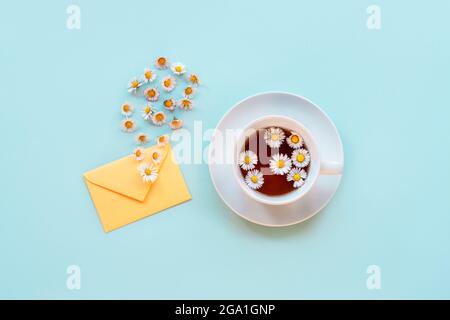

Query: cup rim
[233,115,321,206]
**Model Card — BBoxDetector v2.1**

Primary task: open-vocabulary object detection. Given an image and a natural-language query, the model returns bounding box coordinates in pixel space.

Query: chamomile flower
[121,119,136,133]
[169,117,183,130]
[161,76,176,92]
[144,87,159,102]
[183,86,195,98]
[163,98,176,111]
[150,149,163,164]
[135,133,149,145]
[121,102,133,116]
[238,150,258,171]
[178,98,193,111]
[142,104,153,120]
[157,134,169,146]
[287,132,303,149]
[287,168,307,188]
[264,127,285,148]
[291,148,310,168]
[155,56,169,69]
[245,169,264,190]
[188,73,200,86]
[127,77,142,93]
[171,62,186,75]
[138,163,158,183]
[152,111,166,126]
[142,68,156,83]
[133,147,145,161]
[269,153,292,175]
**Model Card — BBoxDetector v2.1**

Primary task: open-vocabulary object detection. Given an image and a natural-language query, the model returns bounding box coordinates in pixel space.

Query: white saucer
[208,92,344,227]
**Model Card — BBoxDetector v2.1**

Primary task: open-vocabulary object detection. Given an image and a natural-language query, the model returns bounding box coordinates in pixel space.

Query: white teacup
[234,115,343,206]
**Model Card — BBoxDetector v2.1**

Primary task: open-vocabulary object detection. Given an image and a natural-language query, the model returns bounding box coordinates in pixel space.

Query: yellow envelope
[83,144,191,232]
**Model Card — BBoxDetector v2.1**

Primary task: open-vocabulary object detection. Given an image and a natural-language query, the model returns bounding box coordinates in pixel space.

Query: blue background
[1,0,449,299]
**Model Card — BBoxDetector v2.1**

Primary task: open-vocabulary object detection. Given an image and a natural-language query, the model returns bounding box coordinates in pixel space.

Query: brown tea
[239,127,310,196]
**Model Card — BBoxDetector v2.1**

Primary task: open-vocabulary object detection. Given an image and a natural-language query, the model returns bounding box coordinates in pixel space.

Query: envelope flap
[83,144,169,202]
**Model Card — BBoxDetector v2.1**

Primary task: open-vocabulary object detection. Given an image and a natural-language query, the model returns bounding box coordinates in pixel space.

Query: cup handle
[320,161,343,175]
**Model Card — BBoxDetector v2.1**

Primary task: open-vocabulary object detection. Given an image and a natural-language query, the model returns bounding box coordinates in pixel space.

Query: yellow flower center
[159,136,165,143]
[277,160,285,168]
[293,173,301,181]
[158,57,166,66]
[251,176,258,183]
[190,74,198,84]
[182,100,191,107]
[145,106,151,114]
[131,80,139,88]
[297,154,305,162]
[145,168,152,176]
[123,104,130,112]
[139,135,146,142]
[163,79,172,88]
[291,135,299,144]
[185,87,193,95]
[164,100,173,107]
[271,134,279,141]
[124,120,133,129]
[145,71,152,79]
[147,89,156,97]
[175,65,182,72]
[155,113,164,121]
[244,156,251,164]
[135,149,142,157]
[152,152,159,160]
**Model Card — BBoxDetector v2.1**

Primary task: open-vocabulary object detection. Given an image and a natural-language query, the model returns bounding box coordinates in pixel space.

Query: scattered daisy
[138,163,158,183]
[287,132,303,149]
[152,111,166,126]
[121,102,133,116]
[269,153,292,175]
[287,168,307,188]
[121,119,136,133]
[135,133,149,145]
[144,87,159,101]
[150,149,163,164]
[264,127,285,148]
[142,104,153,120]
[171,62,186,75]
[161,76,176,92]
[133,147,145,161]
[157,134,169,146]
[183,86,195,98]
[163,98,176,111]
[127,77,142,93]
[178,98,193,111]
[169,117,183,130]
[238,150,258,171]
[291,148,310,168]
[142,68,156,83]
[188,73,200,86]
[155,56,168,69]
[245,169,264,190]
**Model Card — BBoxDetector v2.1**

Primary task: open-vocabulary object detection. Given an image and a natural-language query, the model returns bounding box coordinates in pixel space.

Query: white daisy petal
[155,56,169,69]
[291,148,311,168]
[152,111,166,126]
[138,163,159,183]
[269,153,292,175]
[121,102,133,116]
[287,131,304,149]
[244,169,264,190]
[133,147,145,161]
[135,133,149,145]
[287,168,308,188]
[141,104,153,120]
[238,150,258,171]
[144,87,159,101]
[127,77,142,93]
[121,119,136,133]
[161,76,176,92]
[142,68,157,83]
[170,62,186,75]
[263,127,285,148]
